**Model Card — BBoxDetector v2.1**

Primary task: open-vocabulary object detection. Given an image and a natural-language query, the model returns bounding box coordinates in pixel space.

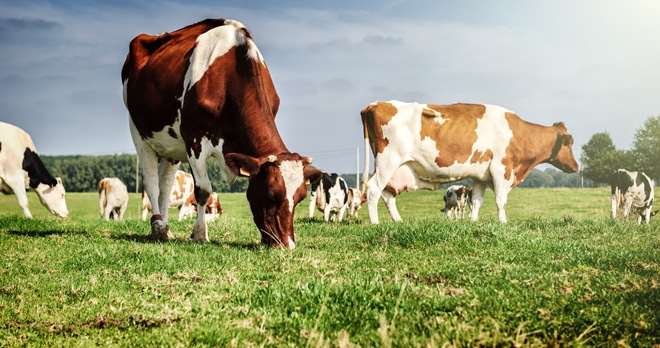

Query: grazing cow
[98,177,129,220]
[140,170,194,221]
[308,172,349,222]
[441,185,472,220]
[361,101,579,223]
[0,121,69,218]
[179,191,224,221]
[123,19,322,248]
[347,187,367,218]
[610,169,657,224]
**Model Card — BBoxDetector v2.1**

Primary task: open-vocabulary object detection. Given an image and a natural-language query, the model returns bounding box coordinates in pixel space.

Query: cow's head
[225,152,323,249]
[547,122,579,173]
[34,177,69,218]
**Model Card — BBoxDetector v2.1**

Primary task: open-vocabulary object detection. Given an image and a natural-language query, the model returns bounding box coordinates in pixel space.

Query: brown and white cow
[441,184,472,220]
[122,19,322,247]
[361,101,579,223]
[98,177,129,220]
[179,191,223,221]
[140,170,194,221]
[347,187,366,218]
[0,121,69,218]
[611,169,657,224]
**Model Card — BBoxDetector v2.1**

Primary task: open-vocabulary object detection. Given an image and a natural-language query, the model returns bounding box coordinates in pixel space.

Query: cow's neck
[240,117,289,157]
[229,60,289,158]
[507,123,559,184]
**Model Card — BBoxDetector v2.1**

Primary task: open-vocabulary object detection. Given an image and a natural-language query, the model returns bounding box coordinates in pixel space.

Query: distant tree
[631,115,660,180]
[544,168,585,188]
[518,170,554,188]
[580,132,633,185]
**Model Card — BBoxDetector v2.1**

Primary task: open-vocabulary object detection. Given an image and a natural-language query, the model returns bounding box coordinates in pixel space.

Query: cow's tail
[360,105,373,193]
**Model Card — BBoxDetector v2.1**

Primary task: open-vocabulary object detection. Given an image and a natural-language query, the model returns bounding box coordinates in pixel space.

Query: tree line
[41,154,248,193]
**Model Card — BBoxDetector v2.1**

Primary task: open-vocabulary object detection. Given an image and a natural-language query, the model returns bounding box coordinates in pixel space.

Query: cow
[122,19,322,248]
[179,191,224,221]
[308,172,349,222]
[610,169,657,224]
[98,177,129,220]
[140,170,194,221]
[360,101,579,223]
[0,121,69,218]
[441,185,472,220]
[347,187,367,218]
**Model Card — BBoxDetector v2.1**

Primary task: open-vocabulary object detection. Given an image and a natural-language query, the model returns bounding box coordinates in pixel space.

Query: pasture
[0,187,659,346]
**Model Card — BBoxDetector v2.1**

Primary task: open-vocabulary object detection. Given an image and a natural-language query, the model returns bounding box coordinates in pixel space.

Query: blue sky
[1,0,659,175]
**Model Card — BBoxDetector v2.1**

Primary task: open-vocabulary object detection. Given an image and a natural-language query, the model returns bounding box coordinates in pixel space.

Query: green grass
[0,188,659,347]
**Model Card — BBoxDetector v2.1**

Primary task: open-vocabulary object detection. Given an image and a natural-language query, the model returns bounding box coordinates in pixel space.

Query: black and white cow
[611,169,657,224]
[0,121,69,218]
[441,185,472,219]
[308,172,349,222]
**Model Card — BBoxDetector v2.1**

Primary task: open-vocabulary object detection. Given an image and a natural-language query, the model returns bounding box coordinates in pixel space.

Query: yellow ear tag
[239,168,251,177]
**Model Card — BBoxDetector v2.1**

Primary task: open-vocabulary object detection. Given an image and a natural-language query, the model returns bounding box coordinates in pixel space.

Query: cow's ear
[552,122,567,130]
[224,153,261,177]
[652,210,658,217]
[304,167,323,185]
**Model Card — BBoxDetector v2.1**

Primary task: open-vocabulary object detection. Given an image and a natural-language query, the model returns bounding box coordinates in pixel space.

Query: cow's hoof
[151,230,174,241]
[190,233,210,243]
[151,219,174,241]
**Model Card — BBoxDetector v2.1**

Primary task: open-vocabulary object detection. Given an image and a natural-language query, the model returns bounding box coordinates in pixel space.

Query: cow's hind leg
[492,181,512,223]
[338,205,347,222]
[131,119,174,240]
[469,182,487,221]
[188,158,212,243]
[365,163,401,224]
[381,189,402,222]
[119,202,128,220]
[308,191,317,219]
[610,193,619,219]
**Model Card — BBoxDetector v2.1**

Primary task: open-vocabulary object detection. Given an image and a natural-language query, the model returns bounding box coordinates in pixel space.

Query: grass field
[0,187,659,346]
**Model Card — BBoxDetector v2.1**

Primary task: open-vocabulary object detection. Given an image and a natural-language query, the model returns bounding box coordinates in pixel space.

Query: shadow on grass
[8,230,90,238]
[109,232,262,250]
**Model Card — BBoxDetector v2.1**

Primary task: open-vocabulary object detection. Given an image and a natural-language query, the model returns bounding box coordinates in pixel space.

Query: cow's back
[0,122,36,176]
[362,101,510,174]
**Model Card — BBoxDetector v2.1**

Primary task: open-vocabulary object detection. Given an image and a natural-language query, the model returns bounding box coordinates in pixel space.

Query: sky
[1,0,659,175]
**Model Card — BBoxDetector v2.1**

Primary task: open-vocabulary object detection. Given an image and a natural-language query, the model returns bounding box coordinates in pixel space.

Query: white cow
[98,177,129,220]
[0,121,69,218]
